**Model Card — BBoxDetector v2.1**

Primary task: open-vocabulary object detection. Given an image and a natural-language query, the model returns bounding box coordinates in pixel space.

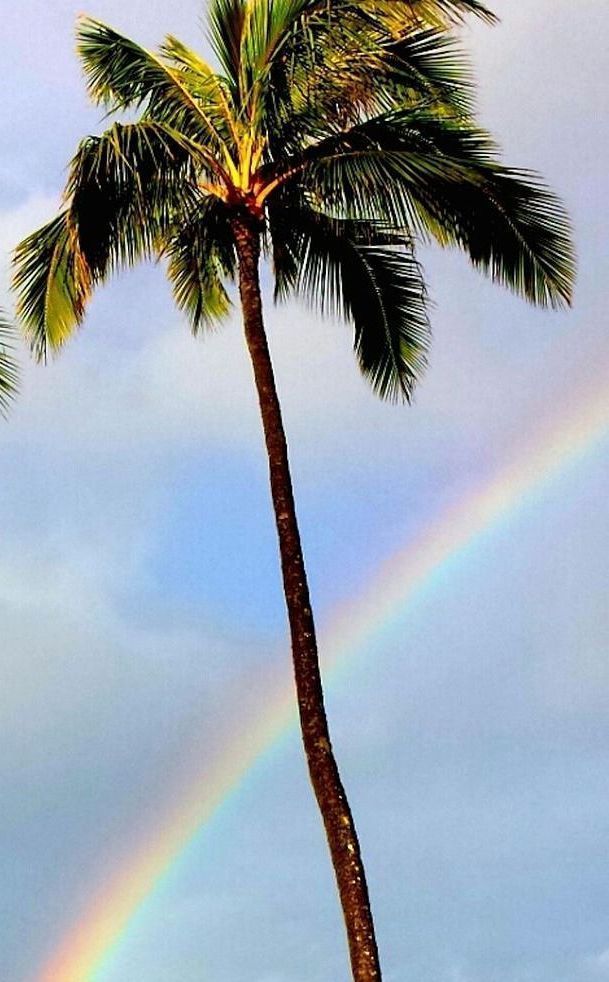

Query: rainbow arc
[38,383,609,981]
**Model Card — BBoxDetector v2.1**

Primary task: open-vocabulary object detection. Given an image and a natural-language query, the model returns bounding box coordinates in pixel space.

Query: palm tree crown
[13,0,574,399]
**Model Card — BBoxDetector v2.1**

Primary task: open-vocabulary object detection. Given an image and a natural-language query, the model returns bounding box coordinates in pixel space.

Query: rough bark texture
[233,212,382,982]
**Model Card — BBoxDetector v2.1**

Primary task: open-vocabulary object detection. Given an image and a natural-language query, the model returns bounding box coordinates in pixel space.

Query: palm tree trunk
[232,212,382,982]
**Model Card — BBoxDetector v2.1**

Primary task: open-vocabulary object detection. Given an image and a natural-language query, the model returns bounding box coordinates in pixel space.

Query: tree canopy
[13,0,575,401]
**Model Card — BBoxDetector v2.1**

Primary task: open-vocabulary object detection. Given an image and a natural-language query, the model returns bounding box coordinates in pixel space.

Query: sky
[0,2,608,980]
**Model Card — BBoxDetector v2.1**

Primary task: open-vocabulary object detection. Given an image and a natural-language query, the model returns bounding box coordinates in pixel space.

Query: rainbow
[37,382,609,982]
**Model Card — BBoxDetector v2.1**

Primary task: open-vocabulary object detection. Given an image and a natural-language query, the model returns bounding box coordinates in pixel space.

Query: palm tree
[12,1,574,978]
[0,312,19,416]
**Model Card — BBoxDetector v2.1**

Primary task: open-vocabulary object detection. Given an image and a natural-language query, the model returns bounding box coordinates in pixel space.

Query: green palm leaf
[14,120,204,360]
[0,312,19,415]
[263,24,474,161]
[270,202,429,400]
[208,0,248,96]
[76,16,234,165]
[13,212,92,360]
[379,29,474,113]
[209,0,484,147]
[165,198,236,333]
[296,110,575,307]
[67,121,202,279]
[379,0,497,26]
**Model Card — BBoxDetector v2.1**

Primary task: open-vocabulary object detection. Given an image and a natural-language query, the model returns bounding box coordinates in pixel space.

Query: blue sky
[0,2,608,980]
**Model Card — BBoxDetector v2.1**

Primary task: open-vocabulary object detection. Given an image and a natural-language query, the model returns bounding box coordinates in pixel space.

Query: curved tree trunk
[232,212,382,982]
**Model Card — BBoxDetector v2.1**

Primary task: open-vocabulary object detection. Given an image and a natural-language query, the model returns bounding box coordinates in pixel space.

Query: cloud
[586,951,609,978]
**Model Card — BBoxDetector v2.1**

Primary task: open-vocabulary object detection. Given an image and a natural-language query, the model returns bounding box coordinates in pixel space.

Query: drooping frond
[408,165,576,310]
[13,212,92,360]
[0,312,19,415]
[379,29,474,113]
[293,110,575,307]
[13,119,208,359]
[270,200,430,400]
[165,197,236,333]
[67,121,202,279]
[351,246,430,401]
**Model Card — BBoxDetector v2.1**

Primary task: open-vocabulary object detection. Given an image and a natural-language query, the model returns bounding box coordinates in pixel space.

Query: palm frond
[67,121,202,280]
[211,0,327,138]
[208,0,248,97]
[0,312,19,415]
[160,35,240,141]
[408,163,576,309]
[378,28,474,114]
[210,0,491,166]
[405,0,497,25]
[359,0,496,31]
[13,212,92,360]
[13,120,209,360]
[295,110,575,307]
[165,197,236,333]
[270,201,429,400]
[76,16,234,165]
[258,5,477,164]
